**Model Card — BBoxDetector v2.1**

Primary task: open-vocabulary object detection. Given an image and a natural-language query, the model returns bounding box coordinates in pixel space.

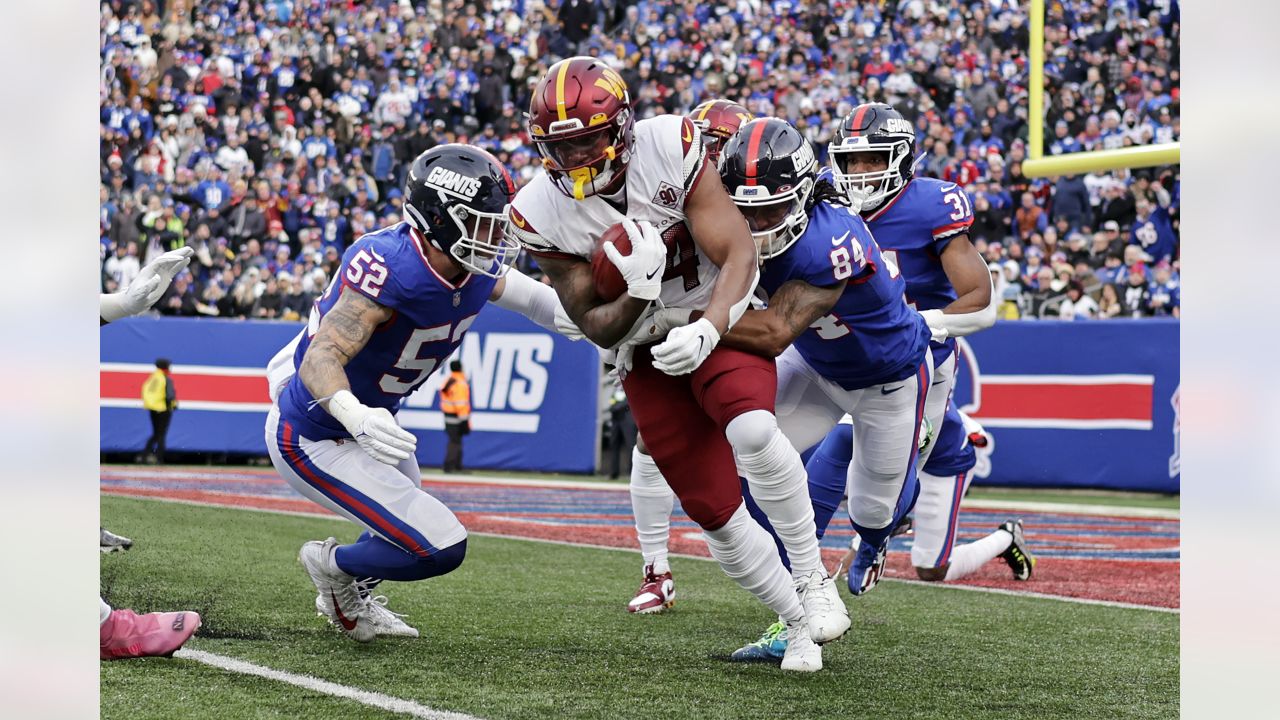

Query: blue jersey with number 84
[758,201,930,391]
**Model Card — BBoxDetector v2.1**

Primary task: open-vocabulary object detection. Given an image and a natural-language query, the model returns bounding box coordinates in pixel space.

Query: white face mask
[828,137,911,211]
[734,177,814,261]
[447,203,519,278]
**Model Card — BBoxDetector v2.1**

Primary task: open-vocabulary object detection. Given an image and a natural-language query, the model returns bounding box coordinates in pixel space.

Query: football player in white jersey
[507,57,846,671]
[622,98,755,617]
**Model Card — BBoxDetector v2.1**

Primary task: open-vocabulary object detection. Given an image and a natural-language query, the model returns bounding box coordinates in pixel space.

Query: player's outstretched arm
[923,234,996,339]
[704,278,845,358]
[489,267,583,340]
[100,247,194,324]
[298,290,417,464]
[536,255,649,348]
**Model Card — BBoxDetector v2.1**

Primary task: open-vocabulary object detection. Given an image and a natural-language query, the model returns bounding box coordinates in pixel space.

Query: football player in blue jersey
[692,118,932,657]
[817,103,1033,584]
[263,144,581,643]
[814,407,1033,591]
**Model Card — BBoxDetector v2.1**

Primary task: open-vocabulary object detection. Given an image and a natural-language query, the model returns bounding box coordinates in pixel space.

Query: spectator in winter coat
[1052,174,1089,231]
[1059,281,1099,320]
[1014,192,1048,242]
[1097,284,1124,319]
[1122,263,1153,317]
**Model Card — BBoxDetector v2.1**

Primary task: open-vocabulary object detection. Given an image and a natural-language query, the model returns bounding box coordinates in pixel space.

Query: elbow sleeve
[492,268,560,331]
[726,265,759,331]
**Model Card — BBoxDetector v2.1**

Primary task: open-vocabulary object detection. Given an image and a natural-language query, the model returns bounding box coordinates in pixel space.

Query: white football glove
[553,303,585,340]
[918,309,949,343]
[100,246,195,322]
[327,390,417,465]
[651,317,720,376]
[630,307,693,345]
[602,218,666,302]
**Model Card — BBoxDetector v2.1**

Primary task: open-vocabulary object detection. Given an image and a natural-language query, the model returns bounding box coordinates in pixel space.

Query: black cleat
[998,519,1035,581]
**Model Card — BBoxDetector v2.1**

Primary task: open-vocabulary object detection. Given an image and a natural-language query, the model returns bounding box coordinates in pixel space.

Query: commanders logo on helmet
[528,57,635,201]
[828,103,916,212]
[719,118,818,260]
[403,144,519,277]
[688,99,754,166]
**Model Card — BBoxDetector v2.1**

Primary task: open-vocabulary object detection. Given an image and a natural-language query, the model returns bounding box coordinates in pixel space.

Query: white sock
[702,503,805,623]
[629,446,673,574]
[726,410,823,575]
[944,529,1013,581]
[100,596,112,625]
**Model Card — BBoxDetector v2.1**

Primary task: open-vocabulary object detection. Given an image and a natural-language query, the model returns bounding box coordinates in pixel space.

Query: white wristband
[99,293,131,323]
[326,389,366,432]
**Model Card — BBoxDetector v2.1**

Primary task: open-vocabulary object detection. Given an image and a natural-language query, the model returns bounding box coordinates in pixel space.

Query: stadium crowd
[100,0,1179,322]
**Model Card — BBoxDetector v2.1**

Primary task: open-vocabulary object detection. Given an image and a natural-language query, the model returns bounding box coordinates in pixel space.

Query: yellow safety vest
[439,372,471,416]
[141,370,170,412]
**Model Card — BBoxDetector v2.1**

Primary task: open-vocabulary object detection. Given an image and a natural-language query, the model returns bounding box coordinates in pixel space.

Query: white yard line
[174,649,483,720]
[104,492,1179,614]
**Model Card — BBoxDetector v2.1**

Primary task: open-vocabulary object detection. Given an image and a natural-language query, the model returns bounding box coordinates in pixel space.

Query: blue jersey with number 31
[859,177,974,366]
[758,201,930,390]
[278,222,497,440]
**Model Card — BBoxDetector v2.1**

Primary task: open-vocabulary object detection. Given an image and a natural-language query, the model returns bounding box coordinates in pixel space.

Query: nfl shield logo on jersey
[453,292,462,307]
[652,181,682,209]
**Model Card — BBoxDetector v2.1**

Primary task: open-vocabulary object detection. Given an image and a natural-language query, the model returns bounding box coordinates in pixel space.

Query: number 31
[943,190,972,221]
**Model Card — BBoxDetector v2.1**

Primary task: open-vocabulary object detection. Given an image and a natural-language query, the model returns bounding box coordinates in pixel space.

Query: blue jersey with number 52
[278,222,497,440]
[759,201,930,390]
[861,177,974,366]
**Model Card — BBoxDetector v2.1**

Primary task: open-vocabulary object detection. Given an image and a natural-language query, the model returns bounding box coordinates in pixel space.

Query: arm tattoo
[717,279,845,357]
[298,290,393,408]
[771,279,846,338]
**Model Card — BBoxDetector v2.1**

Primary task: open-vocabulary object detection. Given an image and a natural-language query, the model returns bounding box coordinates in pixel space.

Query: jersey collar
[410,225,471,291]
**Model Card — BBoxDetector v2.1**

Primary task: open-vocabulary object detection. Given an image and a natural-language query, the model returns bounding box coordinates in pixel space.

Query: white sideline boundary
[173,649,482,720]
[105,492,1179,614]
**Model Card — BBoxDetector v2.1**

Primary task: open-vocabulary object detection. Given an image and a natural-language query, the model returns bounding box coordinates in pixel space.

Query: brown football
[591,222,632,302]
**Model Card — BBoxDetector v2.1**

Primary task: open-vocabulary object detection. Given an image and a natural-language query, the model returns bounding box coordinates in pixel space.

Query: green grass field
[101,496,1178,720]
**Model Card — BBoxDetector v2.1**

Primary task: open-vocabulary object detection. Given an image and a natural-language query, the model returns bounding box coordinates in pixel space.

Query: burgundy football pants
[622,343,776,531]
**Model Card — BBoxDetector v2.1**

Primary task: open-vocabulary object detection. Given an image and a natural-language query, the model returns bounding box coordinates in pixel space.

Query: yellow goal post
[1023,0,1179,178]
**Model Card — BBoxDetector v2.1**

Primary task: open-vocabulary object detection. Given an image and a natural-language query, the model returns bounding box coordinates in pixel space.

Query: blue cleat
[847,538,888,596]
[730,620,787,663]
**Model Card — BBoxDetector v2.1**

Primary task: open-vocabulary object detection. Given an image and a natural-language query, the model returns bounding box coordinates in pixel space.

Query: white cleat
[299,538,375,643]
[364,594,421,637]
[317,590,420,638]
[780,618,823,672]
[100,527,134,553]
[795,570,851,644]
